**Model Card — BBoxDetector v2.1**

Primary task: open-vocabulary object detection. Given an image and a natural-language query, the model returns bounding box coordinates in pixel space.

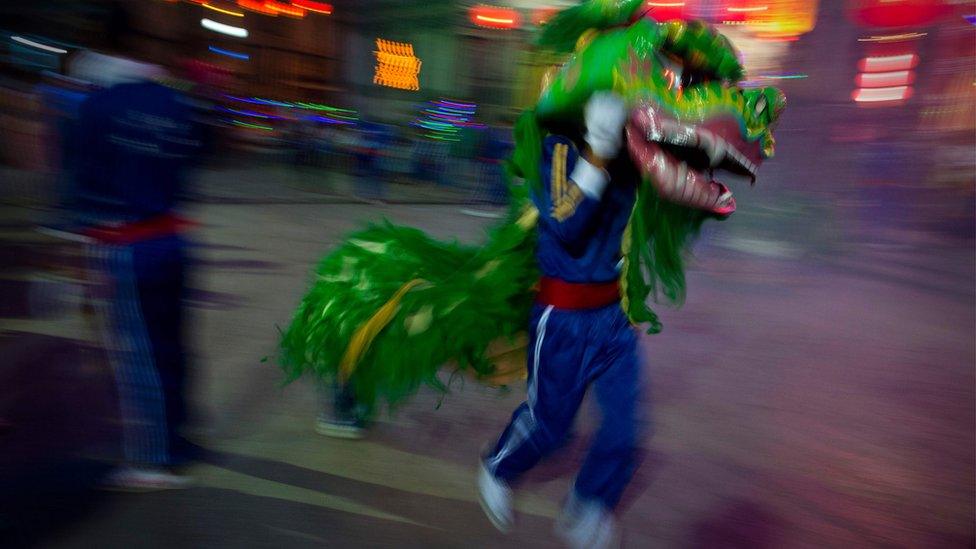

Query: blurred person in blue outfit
[479,93,640,549]
[67,46,203,490]
[350,123,387,203]
[476,125,513,205]
[35,70,91,233]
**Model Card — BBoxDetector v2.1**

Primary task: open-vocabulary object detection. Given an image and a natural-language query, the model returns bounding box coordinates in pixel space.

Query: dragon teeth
[708,136,727,168]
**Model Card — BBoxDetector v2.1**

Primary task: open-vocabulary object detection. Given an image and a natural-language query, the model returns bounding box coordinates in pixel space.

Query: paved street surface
[1,179,973,547]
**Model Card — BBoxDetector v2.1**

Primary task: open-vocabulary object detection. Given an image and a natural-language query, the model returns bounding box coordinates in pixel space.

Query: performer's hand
[583,91,628,163]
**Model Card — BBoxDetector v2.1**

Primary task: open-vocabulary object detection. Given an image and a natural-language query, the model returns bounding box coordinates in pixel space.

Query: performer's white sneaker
[477,461,514,533]
[554,492,618,549]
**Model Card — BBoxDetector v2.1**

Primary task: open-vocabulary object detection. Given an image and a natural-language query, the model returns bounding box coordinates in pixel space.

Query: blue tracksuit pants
[484,301,643,510]
[91,234,188,467]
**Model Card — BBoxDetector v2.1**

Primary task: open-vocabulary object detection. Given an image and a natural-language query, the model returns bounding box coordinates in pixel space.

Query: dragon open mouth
[625,102,765,216]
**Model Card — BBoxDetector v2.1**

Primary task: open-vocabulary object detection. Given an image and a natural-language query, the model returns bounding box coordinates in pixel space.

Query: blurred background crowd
[0,1,973,547]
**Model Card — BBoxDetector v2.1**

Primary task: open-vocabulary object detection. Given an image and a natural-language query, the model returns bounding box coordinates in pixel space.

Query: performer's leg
[315,377,366,439]
[134,235,189,465]
[480,305,590,531]
[484,305,589,483]
[97,242,170,468]
[573,308,642,510]
[557,307,641,548]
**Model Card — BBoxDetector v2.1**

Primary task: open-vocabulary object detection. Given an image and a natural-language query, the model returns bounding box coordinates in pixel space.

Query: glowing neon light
[201,18,248,38]
[209,46,249,60]
[374,39,421,91]
[292,0,332,14]
[202,3,245,17]
[856,70,913,88]
[859,54,918,73]
[852,86,912,103]
[11,36,67,54]
[728,5,768,12]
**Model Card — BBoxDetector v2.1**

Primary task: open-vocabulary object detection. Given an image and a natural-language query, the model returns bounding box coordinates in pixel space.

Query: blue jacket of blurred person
[73,79,201,226]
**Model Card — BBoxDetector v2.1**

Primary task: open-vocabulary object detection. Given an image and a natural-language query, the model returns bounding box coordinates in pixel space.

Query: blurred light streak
[859,54,918,72]
[265,2,305,18]
[856,70,913,88]
[728,5,768,12]
[477,15,515,24]
[224,95,358,119]
[232,119,273,130]
[852,86,912,103]
[219,106,275,118]
[307,115,355,125]
[756,73,808,80]
[237,0,277,15]
[857,32,926,43]
[292,0,332,14]
[11,36,67,54]
[647,2,685,6]
[202,3,245,17]
[964,14,975,25]
[208,45,249,60]
[469,6,521,29]
[227,95,292,106]
[201,18,249,37]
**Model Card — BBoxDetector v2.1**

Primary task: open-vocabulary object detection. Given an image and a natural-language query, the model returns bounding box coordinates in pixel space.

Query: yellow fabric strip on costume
[339,278,427,380]
[550,142,585,222]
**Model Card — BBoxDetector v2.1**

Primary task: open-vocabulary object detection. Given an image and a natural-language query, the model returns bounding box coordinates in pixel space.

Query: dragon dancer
[280,1,784,546]
[477,91,640,547]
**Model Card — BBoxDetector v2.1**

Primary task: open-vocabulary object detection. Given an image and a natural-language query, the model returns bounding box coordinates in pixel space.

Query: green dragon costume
[280,0,785,415]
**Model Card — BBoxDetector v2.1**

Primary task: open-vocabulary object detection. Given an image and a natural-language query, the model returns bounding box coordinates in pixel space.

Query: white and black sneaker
[315,415,366,440]
[477,461,514,533]
[554,491,618,549]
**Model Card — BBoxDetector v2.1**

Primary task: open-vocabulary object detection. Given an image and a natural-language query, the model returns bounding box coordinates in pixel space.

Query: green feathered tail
[280,112,543,414]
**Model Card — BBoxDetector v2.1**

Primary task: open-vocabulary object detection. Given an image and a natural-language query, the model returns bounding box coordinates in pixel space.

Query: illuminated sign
[374,39,421,91]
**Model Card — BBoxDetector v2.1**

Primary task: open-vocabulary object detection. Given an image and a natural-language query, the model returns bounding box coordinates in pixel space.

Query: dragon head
[534,3,786,216]
[507,0,787,332]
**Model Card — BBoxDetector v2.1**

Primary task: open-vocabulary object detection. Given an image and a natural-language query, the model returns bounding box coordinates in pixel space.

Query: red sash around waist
[85,213,195,245]
[536,277,620,310]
